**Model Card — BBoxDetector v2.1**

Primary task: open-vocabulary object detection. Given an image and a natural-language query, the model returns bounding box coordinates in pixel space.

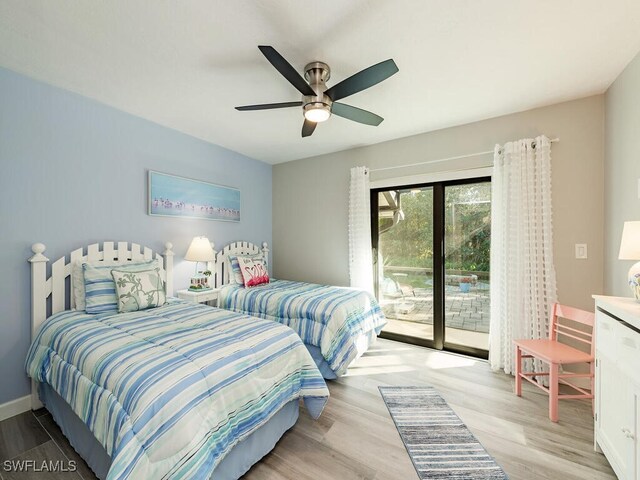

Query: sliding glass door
[374,186,436,342]
[443,182,491,352]
[371,177,491,358]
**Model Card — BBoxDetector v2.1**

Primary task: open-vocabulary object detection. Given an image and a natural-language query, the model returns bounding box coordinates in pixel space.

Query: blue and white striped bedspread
[25,300,329,480]
[218,280,387,376]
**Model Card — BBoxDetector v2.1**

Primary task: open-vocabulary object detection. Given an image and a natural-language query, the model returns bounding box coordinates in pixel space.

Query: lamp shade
[618,221,640,260]
[184,236,215,262]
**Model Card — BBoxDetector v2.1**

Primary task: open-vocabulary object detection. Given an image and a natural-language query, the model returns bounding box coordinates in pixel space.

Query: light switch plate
[575,244,588,259]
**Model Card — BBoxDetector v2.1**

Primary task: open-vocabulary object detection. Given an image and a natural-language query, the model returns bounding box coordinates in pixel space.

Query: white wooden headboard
[28,240,174,409]
[212,241,269,288]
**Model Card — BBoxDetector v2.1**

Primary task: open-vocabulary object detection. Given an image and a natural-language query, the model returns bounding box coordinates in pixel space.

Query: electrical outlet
[575,244,588,259]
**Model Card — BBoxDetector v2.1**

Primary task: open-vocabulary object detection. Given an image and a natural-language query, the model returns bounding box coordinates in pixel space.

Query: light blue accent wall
[0,67,272,404]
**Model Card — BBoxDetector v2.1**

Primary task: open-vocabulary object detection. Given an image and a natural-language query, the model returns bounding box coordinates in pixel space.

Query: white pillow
[72,258,160,311]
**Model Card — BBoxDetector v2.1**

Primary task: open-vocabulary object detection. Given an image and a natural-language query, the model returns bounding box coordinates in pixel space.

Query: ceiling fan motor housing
[303,62,332,118]
[304,61,331,84]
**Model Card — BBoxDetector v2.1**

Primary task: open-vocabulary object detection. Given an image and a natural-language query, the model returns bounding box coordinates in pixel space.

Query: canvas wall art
[148,171,241,222]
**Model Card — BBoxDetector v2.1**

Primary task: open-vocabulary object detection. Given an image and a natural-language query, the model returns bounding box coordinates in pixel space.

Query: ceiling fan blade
[324,59,399,102]
[235,101,302,111]
[301,119,317,137]
[331,102,383,126]
[258,46,316,96]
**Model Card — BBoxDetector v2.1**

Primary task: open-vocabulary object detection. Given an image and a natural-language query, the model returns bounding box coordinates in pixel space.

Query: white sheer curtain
[489,135,558,375]
[348,166,374,294]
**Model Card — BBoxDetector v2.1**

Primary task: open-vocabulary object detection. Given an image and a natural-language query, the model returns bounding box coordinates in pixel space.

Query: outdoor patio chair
[392,273,415,298]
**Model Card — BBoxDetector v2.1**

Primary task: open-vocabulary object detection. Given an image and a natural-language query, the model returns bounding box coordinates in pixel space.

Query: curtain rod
[369,138,560,173]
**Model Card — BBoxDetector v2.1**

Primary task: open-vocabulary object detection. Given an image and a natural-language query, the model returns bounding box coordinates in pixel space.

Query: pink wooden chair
[513,303,595,422]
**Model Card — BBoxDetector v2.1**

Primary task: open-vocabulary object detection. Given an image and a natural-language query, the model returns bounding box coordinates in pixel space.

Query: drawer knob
[621,337,637,349]
[621,428,635,439]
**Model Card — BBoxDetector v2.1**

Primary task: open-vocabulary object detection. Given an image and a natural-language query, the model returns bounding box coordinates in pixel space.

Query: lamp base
[189,272,210,291]
[628,261,640,302]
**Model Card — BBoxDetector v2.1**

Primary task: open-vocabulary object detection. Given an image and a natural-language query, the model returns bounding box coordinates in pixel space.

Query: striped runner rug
[379,386,508,479]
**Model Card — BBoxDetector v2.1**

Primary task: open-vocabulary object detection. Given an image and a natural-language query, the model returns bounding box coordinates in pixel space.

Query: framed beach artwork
[148,171,241,222]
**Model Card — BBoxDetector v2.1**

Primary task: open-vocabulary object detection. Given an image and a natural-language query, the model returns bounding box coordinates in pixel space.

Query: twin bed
[211,241,387,379]
[25,240,385,479]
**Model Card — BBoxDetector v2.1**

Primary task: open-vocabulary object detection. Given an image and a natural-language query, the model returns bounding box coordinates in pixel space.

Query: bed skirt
[305,344,338,380]
[39,383,300,480]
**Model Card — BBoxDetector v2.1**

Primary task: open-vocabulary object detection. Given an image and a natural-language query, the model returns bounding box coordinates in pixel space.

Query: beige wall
[604,50,640,296]
[273,95,605,310]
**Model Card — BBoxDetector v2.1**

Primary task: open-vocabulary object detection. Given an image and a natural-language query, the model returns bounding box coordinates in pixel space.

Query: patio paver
[381,283,490,333]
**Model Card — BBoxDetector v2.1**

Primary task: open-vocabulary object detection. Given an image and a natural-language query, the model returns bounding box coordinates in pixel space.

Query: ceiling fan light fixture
[236,46,399,137]
[303,102,331,123]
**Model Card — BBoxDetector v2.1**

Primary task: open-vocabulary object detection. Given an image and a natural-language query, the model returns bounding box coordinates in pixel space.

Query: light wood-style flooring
[0,339,615,479]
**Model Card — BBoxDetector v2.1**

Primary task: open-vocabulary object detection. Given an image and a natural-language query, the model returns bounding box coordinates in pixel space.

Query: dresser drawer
[596,310,619,357]
[597,308,640,385]
[618,327,640,385]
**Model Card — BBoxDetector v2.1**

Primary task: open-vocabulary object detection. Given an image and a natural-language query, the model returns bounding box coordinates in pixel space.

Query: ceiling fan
[235,46,399,138]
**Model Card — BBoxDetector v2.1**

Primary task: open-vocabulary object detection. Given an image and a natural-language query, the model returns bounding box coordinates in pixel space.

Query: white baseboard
[0,395,32,421]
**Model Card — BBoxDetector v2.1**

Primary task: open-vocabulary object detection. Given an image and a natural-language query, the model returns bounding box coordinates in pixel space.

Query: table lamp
[185,236,215,291]
[618,221,640,301]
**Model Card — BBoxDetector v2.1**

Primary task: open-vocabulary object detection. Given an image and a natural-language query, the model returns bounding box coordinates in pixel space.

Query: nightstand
[176,288,219,307]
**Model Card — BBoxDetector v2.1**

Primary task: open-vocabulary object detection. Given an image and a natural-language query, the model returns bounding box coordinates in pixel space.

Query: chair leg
[514,346,522,397]
[549,363,559,422]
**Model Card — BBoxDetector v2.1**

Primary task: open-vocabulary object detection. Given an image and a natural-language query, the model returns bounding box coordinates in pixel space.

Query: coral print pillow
[237,256,269,288]
[111,268,166,313]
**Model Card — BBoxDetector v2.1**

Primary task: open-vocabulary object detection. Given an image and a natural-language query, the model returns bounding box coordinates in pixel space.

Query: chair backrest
[549,303,595,355]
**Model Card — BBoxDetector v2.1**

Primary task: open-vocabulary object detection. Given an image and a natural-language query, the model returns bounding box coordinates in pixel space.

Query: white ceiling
[2,1,640,164]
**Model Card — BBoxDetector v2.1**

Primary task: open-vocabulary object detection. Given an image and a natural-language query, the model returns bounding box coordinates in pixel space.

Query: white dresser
[593,295,640,480]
